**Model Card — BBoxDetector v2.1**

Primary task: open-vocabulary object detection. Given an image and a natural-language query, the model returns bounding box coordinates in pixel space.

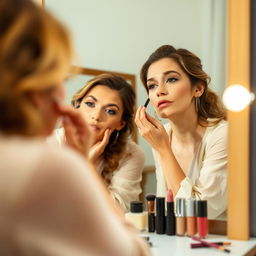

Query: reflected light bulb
[222,84,255,112]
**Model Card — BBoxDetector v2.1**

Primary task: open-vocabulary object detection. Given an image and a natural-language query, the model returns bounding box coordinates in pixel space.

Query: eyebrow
[84,95,120,110]
[147,70,181,83]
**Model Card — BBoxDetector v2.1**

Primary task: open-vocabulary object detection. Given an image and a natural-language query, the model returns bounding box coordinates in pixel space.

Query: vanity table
[144,233,256,256]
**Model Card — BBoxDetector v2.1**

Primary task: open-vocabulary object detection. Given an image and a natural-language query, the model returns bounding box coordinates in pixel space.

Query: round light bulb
[222,84,254,112]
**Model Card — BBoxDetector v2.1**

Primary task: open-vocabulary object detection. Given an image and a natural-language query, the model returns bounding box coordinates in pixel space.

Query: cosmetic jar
[125,201,147,231]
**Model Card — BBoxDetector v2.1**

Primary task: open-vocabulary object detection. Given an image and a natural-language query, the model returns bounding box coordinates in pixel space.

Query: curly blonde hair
[0,0,72,135]
[71,73,135,184]
[140,45,226,126]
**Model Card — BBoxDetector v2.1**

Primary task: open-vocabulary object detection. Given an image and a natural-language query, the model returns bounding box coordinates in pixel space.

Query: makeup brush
[190,241,231,248]
[144,98,150,108]
[192,236,231,253]
[145,194,156,232]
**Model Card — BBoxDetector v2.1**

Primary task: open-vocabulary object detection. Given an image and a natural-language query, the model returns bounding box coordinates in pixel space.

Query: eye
[105,108,117,115]
[166,77,178,83]
[84,101,95,107]
[147,84,157,90]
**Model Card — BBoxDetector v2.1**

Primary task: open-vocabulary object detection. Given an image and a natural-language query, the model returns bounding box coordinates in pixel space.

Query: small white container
[125,201,147,231]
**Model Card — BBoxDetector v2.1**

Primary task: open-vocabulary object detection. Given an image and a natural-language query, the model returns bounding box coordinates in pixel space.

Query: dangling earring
[114,131,119,144]
[195,97,200,113]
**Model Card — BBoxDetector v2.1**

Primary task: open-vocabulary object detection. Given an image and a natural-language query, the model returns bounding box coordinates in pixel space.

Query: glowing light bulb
[222,84,255,112]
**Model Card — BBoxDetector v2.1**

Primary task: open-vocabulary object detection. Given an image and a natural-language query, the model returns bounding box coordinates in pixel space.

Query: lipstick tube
[145,194,156,232]
[166,190,175,235]
[155,197,165,234]
[175,198,186,236]
[186,198,197,237]
[197,200,208,238]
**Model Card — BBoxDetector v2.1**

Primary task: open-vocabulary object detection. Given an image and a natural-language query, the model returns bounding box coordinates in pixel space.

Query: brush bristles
[145,194,156,201]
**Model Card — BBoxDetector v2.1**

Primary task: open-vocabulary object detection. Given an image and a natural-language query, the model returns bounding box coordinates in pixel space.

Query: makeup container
[125,201,147,231]
[197,200,208,238]
[145,194,156,232]
[186,198,197,237]
[155,197,165,234]
[175,198,186,236]
[166,190,175,235]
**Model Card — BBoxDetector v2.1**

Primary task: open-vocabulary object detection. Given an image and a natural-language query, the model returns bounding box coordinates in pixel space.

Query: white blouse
[52,128,145,212]
[154,120,228,220]
[0,135,150,256]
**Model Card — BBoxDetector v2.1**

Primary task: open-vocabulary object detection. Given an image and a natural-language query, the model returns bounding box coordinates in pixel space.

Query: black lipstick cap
[156,197,165,234]
[197,200,207,217]
[166,202,175,235]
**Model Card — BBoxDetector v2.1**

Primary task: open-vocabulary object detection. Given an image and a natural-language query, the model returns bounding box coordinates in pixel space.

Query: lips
[89,124,100,132]
[157,100,172,109]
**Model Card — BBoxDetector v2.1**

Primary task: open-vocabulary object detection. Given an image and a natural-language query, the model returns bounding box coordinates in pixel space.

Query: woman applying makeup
[53,74,145,212]
[135,45,227,220]
[0,0,150,255]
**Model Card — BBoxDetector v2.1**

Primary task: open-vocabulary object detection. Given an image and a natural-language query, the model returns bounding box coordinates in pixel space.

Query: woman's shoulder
[206,119,228,136]
[204,119,228,146]
[126,140,145,156]
[0,136,90,187]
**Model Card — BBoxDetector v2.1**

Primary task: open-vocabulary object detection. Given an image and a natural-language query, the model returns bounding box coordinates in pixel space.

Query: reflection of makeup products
[175,198,186,236]
[186,198,197,237]
[190,241,232,248]
[166,190,175,235]
[144,98,150,108]
[125,201,147,231]
[192,236,231,253]
[155,197,165,234]
[140,236,153,247]
[145,194,156,232]
[197,200,208,238]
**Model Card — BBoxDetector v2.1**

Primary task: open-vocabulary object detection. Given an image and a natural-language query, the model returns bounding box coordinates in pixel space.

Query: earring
[195,97,200,113]
[114,131,119,144]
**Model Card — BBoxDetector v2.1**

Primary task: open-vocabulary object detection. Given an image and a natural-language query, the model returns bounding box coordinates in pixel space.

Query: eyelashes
[147,77,179,90]
[83,101,117,116]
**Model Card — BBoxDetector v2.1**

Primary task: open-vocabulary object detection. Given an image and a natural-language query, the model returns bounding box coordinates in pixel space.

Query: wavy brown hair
[140,45,226,125]
[71,73,135,184]
[0,0,72,135]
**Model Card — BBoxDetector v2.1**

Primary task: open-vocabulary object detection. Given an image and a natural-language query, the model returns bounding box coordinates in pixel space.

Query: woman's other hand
[88,128,112,165]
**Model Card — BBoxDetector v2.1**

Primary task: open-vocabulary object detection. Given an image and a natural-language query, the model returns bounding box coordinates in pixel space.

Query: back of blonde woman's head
[0,0,72,135]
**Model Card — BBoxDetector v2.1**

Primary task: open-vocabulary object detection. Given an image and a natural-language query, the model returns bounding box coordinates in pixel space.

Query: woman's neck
[168,112,206,146]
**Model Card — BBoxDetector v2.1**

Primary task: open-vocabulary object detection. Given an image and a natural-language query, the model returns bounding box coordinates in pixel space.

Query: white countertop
[141,233,256,256]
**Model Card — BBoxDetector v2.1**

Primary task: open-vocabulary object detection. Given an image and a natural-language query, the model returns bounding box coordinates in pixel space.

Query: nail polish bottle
[125,201,147,231]
[197,200,208,238]
[186,198,197,237]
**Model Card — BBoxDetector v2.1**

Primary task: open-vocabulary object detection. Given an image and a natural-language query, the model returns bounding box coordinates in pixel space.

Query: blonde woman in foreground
[0,0,150,255]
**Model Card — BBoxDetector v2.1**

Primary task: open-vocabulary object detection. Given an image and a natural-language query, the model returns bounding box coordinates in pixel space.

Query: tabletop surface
[141,233,256,256]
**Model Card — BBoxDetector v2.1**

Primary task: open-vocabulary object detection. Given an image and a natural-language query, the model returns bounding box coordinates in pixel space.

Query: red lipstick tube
[197,200,208,238]
[166,190,175,235]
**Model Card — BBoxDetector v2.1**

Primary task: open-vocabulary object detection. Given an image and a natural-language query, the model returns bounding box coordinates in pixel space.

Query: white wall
[46,0,226,166]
